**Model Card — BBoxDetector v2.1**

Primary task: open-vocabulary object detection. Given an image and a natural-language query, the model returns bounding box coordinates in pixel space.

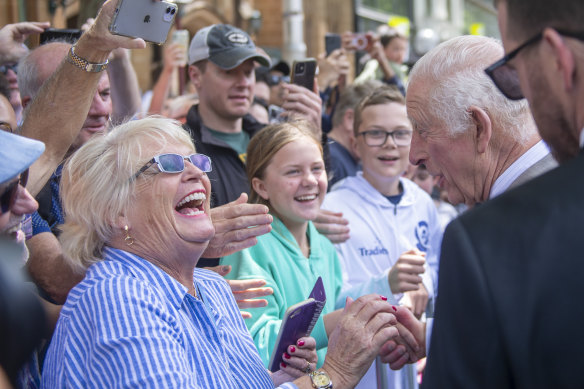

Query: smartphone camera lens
[166,7,171,13]
[171,8,176,14]
[296,63,305,73]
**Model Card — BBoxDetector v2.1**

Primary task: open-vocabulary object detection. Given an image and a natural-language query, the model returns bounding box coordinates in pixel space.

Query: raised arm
[20,0,147,196]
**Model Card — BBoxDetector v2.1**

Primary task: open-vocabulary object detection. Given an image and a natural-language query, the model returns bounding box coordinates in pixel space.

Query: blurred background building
[0,0,497,92]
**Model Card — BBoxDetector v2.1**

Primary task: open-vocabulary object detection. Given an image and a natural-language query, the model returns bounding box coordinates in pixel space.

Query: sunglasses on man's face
[132,153,212,181]
[0,169,28,214]
[0,63,18,75]
[485,29,584,100]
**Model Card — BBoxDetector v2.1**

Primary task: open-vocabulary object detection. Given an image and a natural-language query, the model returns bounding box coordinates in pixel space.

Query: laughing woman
[40,117,404,389]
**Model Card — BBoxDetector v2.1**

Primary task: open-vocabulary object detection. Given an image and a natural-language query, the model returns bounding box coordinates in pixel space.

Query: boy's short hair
[353,85,405,137]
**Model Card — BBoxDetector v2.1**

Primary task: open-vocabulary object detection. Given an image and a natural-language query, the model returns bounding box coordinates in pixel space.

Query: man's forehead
[97,72,110,90]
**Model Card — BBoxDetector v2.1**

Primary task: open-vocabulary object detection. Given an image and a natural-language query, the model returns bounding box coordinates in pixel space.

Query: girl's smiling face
[252,136,327,230]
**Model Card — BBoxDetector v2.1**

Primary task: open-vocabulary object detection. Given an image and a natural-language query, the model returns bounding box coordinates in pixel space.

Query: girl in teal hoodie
[221,120,346,371]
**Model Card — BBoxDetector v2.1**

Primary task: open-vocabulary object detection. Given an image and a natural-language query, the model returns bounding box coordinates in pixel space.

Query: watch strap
[66,45,108,73]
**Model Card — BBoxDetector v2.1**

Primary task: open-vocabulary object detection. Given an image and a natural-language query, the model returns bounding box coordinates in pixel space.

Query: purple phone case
[268,277,326,372]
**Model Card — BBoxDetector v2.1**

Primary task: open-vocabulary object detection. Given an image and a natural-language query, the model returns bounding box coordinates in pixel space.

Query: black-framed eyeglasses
[357,129,412,147]
[0,63,18,75]
[1,169,28,214]
[132,153,212,181]
[485,29,584,100]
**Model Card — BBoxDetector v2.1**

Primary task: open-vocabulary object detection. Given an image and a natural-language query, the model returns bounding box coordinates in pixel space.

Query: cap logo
[227,32,249,44]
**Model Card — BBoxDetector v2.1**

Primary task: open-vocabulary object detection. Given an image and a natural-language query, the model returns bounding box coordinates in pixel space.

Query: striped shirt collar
[102,246,190,309]
[490,140,550,199]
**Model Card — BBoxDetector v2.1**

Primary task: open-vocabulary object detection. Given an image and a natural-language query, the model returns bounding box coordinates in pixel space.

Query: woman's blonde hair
[59,117,195,273]
[246,120,323,207]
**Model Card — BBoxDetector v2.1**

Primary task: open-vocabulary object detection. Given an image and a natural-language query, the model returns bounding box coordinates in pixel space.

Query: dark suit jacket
[423,152,583,388]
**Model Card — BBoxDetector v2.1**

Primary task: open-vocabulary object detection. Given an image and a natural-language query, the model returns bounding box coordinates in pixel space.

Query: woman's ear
[251,177,269,201]
[112,215,128,230]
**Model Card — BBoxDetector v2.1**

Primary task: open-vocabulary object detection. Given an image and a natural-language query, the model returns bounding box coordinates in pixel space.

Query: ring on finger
[304,360,312,374]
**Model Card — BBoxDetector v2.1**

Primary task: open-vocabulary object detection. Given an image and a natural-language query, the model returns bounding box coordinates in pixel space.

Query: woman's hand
[272,337,317,386]
[320,294,399,388]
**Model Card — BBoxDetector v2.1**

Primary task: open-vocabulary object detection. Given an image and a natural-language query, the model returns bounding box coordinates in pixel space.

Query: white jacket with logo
[323,172,442,389]
[323,172,441,306]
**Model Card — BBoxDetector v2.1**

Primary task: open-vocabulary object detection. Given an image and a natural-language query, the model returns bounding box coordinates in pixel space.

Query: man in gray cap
[185,24,322,211]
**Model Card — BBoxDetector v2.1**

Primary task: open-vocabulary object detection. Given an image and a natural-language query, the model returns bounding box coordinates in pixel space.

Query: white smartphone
[109,0,178,45]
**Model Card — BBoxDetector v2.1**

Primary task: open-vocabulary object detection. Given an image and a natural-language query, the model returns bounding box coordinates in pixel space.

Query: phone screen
[325,33,342,56]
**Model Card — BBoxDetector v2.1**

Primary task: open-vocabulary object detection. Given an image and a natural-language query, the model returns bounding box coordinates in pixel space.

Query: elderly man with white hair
[378,35,559,376]
[407,35,556,208]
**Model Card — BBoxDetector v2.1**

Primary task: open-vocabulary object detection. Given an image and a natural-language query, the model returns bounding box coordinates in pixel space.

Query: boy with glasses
[322,86,440,389]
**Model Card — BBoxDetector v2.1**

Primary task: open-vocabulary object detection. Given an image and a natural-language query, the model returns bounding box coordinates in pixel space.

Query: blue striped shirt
[41,247,297,388]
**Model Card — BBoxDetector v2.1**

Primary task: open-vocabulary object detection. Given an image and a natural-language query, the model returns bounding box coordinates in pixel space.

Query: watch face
[314,373,331,386]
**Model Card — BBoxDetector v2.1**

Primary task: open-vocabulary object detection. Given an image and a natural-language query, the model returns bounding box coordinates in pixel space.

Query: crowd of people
[1,0,583,387]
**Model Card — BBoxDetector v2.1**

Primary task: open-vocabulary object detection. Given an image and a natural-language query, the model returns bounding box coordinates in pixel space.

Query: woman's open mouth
[175,191,206,216]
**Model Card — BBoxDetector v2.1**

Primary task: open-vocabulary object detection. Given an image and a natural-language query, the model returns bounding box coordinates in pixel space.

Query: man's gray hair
[409,35,534,143]
[17,41,70,101]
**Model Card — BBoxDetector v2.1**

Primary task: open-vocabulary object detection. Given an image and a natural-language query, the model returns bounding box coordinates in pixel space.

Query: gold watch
[309,369,333,388]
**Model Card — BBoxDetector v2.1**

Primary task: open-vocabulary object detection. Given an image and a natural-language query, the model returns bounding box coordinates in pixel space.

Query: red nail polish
[392,305,397,311]
[290,346,296,353]
[281,362,287,368]
[380,295,388,301]
[284,353,291,359]
[297,340,305,347]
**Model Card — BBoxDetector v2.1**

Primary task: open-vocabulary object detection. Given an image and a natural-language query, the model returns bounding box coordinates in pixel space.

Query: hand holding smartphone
[109,0,178,45]
[290,58,318,92]
[268,277,326,372]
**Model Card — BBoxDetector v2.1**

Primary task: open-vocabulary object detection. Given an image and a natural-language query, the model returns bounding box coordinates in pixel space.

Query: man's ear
[188,65,203,90]
[343,108,354,134]
[468,106,492,155]
[21,96,31,109]
[251,177,269,201]
[350,135,362,159]
[543,28,576,93]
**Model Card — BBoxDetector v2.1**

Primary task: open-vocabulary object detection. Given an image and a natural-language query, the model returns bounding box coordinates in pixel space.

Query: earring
[124,225,134,246]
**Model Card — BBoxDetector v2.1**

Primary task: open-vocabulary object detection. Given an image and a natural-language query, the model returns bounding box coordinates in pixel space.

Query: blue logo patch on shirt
[415,221,430,252]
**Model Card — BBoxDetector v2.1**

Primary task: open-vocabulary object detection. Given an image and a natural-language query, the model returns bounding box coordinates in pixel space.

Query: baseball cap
[0,131,45,184]
[188,24,271,69]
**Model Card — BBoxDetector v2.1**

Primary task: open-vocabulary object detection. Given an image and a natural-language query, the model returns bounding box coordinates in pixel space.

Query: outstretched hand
[379,305,426,370]
[322,294,399,388]
[203,193,273,258]
[0,21,50,63]
[205,265,273,319]
[313,209,350,244]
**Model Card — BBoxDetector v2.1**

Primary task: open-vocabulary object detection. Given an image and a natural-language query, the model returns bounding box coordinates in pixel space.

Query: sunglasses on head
[0,63,18,75]
[132,153,212,181]
[1,169,28,214]
[485,29,584,100]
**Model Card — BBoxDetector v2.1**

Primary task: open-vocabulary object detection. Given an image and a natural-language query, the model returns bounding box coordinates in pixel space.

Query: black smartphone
[325,33,342,56]
[290,58,317,92]
[39,28,83,45]
[109,0,178,45]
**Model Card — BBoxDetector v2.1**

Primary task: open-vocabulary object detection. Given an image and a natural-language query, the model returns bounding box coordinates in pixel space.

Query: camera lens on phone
[296,64,305,73]
[166,7,171,13]
[171,8,176,14]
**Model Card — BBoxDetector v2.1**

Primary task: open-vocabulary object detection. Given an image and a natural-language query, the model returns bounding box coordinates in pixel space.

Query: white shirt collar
[490,140,550,199]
